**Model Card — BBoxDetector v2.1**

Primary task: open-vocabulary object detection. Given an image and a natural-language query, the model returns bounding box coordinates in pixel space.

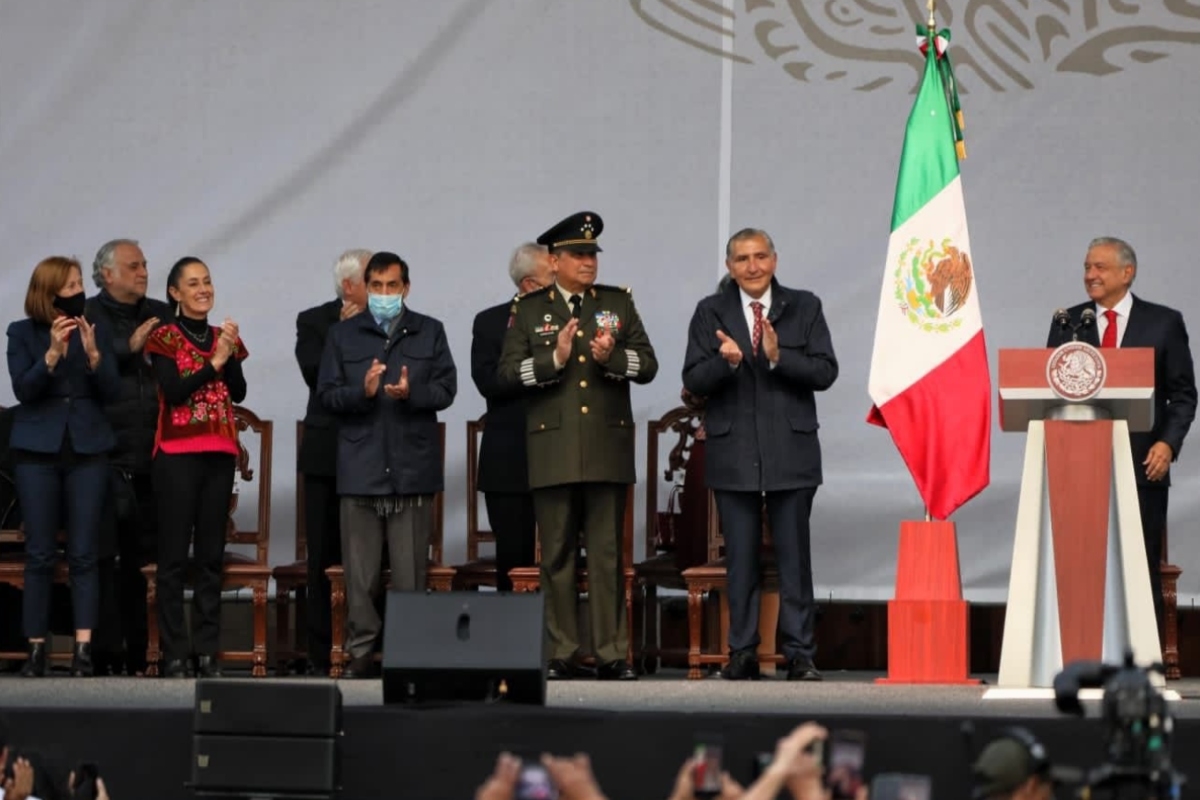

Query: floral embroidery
[146,324,244,441]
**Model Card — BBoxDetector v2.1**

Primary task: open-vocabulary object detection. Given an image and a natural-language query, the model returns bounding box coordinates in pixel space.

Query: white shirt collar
[1096,291,1133,318]
[740,285,772,312]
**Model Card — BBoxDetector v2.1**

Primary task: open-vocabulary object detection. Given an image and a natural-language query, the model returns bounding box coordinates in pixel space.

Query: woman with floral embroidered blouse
[144,257,247,678]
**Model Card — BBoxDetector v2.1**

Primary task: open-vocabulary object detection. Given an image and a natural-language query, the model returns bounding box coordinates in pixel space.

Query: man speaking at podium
[1046,236,1197,633]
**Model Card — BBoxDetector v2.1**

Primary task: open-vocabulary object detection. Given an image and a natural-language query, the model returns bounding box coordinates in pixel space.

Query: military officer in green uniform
[498,211,657,680]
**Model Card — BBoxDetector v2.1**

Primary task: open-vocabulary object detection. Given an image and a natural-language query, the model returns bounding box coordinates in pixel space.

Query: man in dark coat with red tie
[683,228,838,682]
[1046,236,1196,635]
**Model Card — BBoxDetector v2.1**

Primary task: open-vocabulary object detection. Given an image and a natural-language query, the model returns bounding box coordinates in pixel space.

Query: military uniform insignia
[536,321,561,337]
[594,310,621,337]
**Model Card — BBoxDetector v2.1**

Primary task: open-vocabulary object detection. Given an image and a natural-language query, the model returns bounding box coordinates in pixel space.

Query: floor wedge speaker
[382,590,546,705]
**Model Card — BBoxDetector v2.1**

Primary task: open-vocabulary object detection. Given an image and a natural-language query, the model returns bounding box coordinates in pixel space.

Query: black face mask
[53,292,86,318]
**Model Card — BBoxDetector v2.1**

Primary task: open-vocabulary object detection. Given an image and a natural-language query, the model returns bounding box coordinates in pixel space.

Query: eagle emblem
[1047,342,1107,402]
[894,238,973,333]
[631,0,1200,92]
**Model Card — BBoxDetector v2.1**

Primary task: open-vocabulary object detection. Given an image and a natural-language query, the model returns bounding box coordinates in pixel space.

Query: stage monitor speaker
[382,590,546,706]
[191,679,341,800]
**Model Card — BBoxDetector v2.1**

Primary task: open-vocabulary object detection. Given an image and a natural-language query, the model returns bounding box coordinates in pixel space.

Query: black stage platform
[3,673,1198,800]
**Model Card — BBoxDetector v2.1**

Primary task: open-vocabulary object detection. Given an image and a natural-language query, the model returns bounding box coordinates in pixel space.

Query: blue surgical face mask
[368,292,402,321]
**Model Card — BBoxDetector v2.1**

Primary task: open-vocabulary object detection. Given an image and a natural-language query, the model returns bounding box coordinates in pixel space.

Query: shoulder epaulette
[590,283,630,295]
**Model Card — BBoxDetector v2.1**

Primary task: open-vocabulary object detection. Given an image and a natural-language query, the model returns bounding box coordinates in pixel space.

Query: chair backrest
[645,404,705,560]
[294,420,307,562]
[227,406,273,565]
[465,417,496,561]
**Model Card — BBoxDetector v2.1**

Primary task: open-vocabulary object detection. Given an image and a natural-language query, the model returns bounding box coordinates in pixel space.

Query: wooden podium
[995,345,1163,688]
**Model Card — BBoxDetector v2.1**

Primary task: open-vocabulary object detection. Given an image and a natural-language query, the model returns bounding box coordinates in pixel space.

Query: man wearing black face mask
[84,239,171,675]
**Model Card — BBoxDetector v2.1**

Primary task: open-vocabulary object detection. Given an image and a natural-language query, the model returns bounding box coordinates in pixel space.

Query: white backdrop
[4,0,1200,603]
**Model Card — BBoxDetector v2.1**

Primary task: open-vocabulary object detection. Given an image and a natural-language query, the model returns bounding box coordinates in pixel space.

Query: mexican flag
[866,27,991,521]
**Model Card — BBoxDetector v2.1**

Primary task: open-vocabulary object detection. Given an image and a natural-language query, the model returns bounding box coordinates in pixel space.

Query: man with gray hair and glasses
[1047,236,1197,639]
[85,238,171,675]
[293,248,371,674]
[470,243,553,591]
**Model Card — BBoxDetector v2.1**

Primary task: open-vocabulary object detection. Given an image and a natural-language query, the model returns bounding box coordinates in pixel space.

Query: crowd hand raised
[716,330,742,367]
[364,358,386,398]
[474,752,520,800]
[129,316,161,352]
[666,757,743,800]
[769,723,828,800]
[340,301,363,321]
[555,318,579,367]
[2,757,35,800]
[383,365,410,399]
[68,770,112,800]
[590,330,615,365]
[542,753,608,800]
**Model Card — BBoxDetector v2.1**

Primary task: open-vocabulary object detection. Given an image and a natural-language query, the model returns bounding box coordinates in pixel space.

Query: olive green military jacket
[497,283,658,488]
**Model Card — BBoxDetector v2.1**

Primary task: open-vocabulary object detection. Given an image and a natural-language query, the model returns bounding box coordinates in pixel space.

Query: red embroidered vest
[145,323,247,456]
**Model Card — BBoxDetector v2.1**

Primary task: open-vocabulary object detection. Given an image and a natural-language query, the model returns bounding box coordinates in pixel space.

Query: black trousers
[484,491,536,592]
[715,487,817,662]
[302,473,341,669]
[153,452,235,662]
[95,469,157,672]
[1137,485,1168,637]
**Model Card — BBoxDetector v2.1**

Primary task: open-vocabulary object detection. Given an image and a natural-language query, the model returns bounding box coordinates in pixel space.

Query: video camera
[1053,649,1185,800]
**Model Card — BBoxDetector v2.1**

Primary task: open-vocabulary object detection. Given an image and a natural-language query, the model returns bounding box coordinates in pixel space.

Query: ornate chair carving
[143,406,274,677]
[451,417,498,590]
[326,421,455,678]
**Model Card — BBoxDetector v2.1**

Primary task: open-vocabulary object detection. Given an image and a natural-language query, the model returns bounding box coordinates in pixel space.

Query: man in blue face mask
[317,251,458,678]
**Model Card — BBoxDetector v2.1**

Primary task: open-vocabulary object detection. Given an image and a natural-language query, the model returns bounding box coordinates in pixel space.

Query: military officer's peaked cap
[537,211,603,254]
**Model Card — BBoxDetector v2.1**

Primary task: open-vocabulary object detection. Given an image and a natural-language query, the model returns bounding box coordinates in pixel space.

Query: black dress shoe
[341,654,376,679]
[163,658,188,678]
[20,641,47,678]
[546,658,574,680]
[70,642,94,677]
[195,655,223,678]
[787,657,822,681]
[597,660,637,681]
[721,649,761,681]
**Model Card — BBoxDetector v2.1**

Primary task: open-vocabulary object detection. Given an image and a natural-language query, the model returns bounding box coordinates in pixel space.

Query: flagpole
[927,0,935,27]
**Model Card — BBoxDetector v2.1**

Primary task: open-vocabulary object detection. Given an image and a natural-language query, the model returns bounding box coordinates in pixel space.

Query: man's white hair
[333,249,372,298]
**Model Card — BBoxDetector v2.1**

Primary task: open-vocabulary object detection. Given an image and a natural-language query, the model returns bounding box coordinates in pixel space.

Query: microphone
[1053,308,1071,330]
[1079,308,1096,329]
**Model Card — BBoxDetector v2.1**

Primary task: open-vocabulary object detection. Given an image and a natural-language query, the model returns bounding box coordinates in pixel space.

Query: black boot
[20,641,47,677]
[71,641,94,677]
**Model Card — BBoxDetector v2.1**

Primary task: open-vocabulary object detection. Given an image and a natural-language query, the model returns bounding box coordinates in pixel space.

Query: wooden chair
[507,483,638,668]
[326,422,456,678]
[143,406,274,677]
[1162,524,1182,679]
[271,421,311,674]
[451,417,498,590]
[634,404,707,672]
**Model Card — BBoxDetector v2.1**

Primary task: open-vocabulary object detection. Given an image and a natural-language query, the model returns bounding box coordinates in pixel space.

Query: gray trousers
[339,496,432,659]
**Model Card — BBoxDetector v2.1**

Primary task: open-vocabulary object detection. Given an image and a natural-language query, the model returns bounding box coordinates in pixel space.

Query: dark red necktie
[1101,309,1118,348]
[751,301,764,356]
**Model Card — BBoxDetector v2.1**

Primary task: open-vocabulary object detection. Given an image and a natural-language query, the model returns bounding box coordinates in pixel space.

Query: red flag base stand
[875,520,978,685]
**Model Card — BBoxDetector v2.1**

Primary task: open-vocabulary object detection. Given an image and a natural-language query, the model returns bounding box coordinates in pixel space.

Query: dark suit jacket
[682,279,838,492]
[497,284,658,489]
[1047,295,1197,487]
[471,299,531,494]
[296,299,344,477]
[6,316,121,455]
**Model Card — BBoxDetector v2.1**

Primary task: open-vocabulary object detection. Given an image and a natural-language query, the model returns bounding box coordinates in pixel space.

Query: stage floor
[3,671,1198,800]
[4,669,1200,717]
